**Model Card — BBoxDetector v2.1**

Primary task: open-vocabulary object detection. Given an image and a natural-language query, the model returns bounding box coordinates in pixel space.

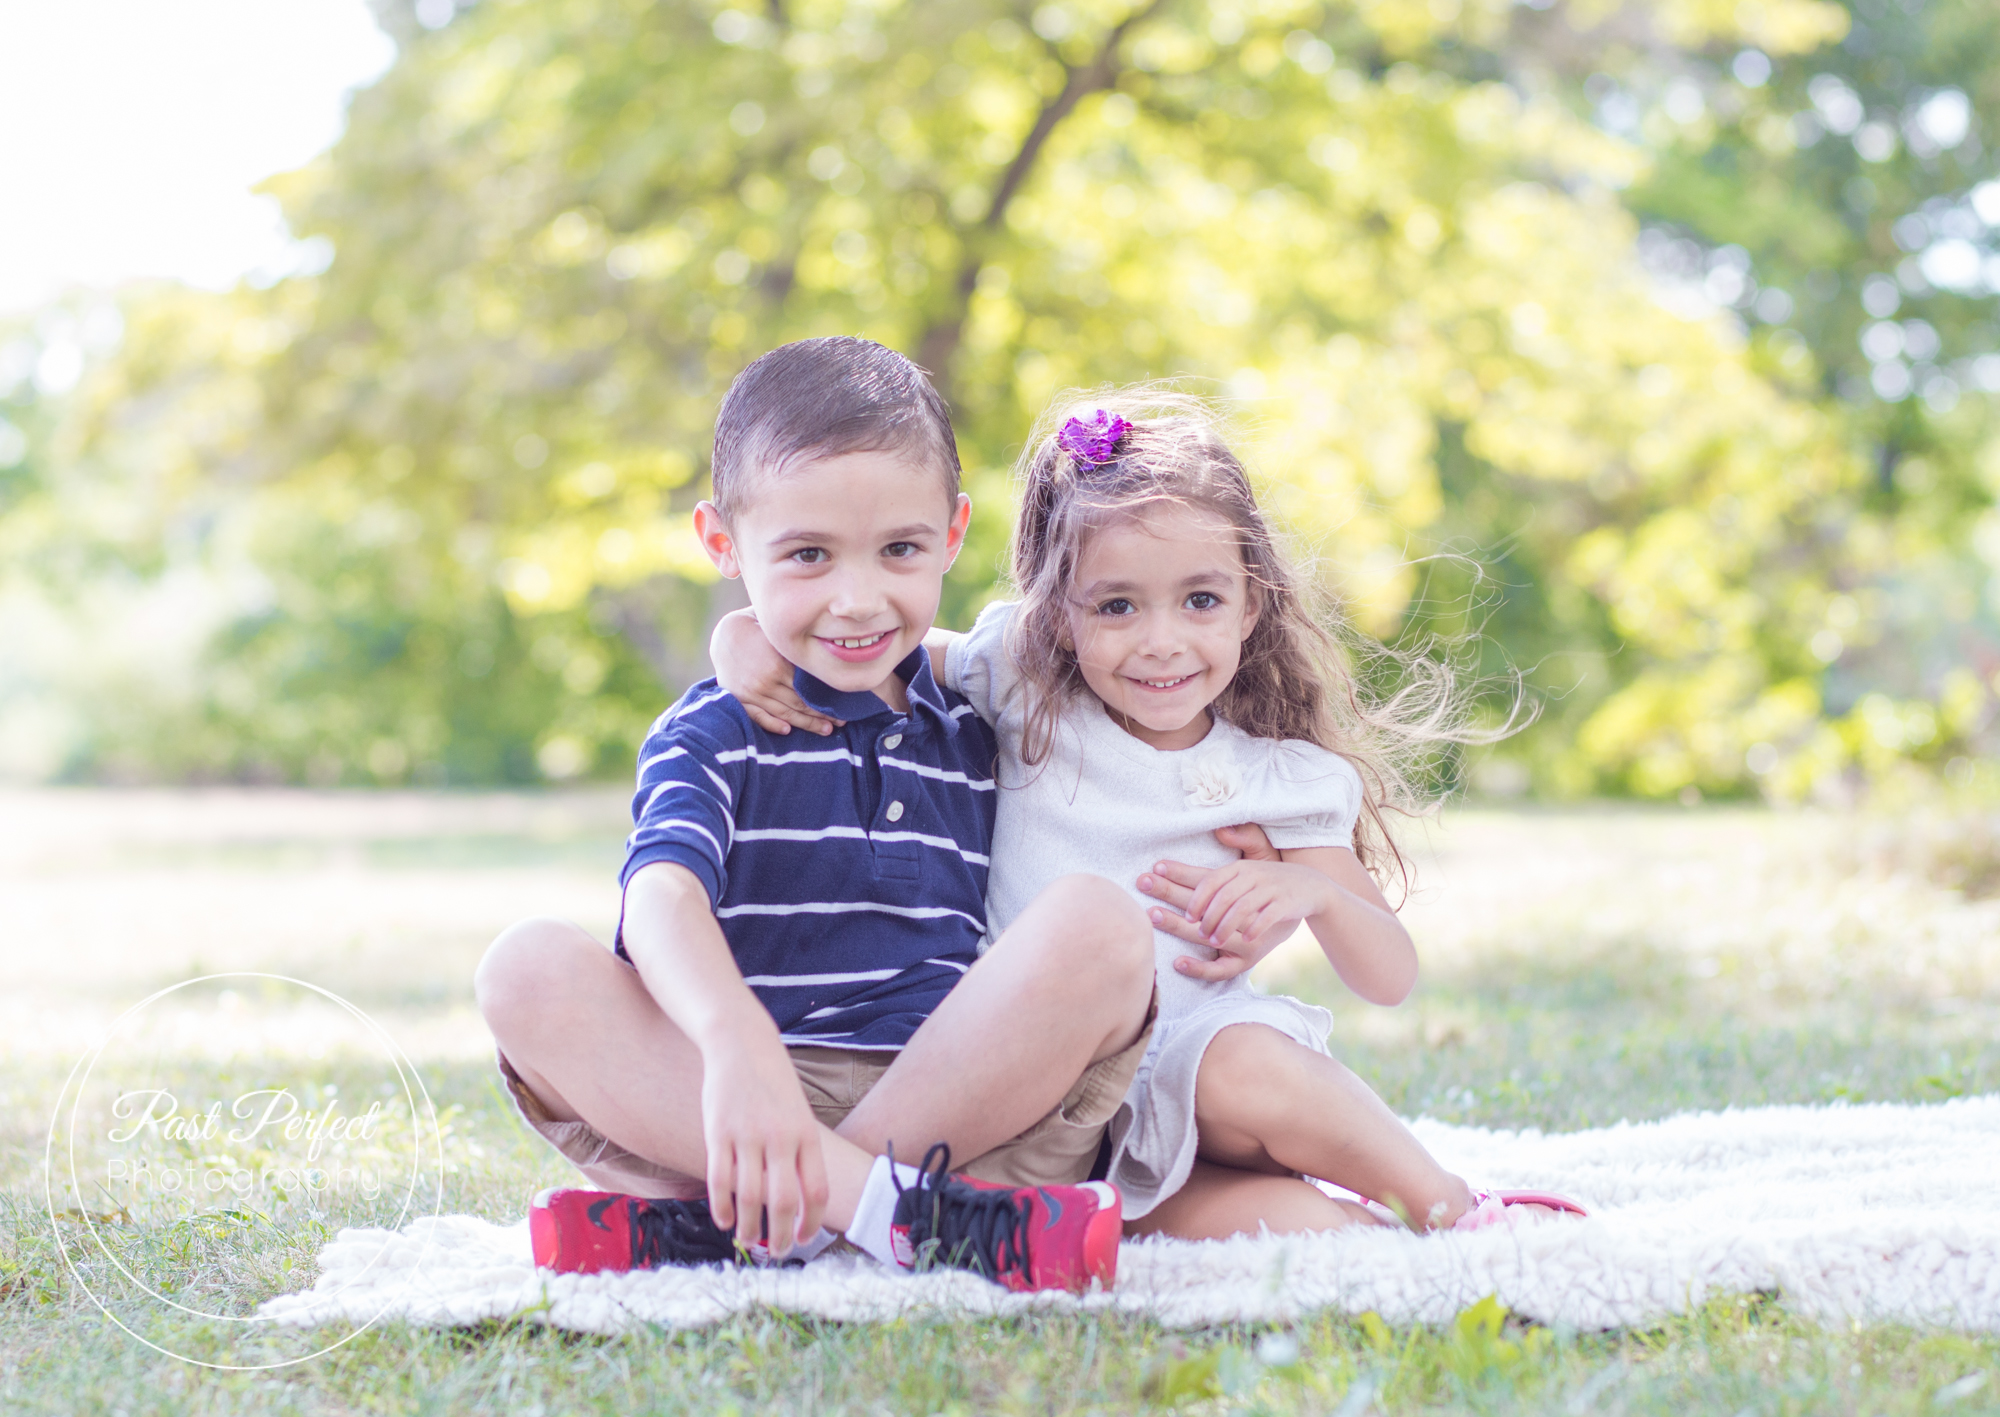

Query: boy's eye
[1098,598,1135,617]
[1186,591,1222,611]
[883,541,919,559]
[790,547,829,564]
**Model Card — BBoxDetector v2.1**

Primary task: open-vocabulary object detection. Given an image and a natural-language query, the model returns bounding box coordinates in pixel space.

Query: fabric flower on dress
[1180,750,1241,807]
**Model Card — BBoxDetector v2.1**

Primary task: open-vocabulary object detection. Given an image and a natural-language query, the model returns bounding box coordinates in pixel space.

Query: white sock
[789,1226,839,1263]
[843,1154,925,1269]
[745,1224,838,1265]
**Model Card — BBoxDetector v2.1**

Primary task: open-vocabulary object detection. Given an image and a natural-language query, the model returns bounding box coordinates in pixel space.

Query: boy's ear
[943,494,972,569]
[692,502,742,579]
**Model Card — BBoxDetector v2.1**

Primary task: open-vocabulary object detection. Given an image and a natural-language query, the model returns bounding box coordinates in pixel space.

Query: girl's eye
[1186,592,1222,611]
[1099,598,1135,617]
[791,547,829,565]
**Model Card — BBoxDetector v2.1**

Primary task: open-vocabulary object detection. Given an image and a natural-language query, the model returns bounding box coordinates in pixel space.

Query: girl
[714,392,1581,1239]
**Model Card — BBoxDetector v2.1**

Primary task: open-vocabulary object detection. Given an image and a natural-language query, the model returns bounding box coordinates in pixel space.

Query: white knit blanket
[261,1097,2000,1333]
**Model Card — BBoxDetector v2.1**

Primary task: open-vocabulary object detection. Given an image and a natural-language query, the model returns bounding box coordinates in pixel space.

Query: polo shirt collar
[793,646,958,734]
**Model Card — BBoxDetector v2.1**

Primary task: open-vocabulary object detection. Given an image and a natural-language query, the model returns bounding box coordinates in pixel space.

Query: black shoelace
[623,1196,741,1268]
[892,1142,1032,1279]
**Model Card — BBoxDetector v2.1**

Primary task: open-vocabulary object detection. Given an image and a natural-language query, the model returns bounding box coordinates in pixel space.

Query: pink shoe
[1452,1189,1589,1231]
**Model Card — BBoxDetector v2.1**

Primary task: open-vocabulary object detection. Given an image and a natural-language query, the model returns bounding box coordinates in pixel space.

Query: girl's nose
[1138,615,1182,658]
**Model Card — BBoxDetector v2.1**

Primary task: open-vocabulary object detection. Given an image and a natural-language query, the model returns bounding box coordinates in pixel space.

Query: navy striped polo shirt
[616,648,997,1050]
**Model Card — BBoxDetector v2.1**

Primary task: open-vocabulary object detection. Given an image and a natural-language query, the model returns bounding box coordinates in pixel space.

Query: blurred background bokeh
[4,0,1999,803]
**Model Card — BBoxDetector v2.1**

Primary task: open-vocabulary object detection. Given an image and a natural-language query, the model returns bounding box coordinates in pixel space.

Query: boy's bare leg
[1126,1160,1383,1240]
[1193,1023,1477,1229]
[835,873,1154,1166]
[475,917,877,1232]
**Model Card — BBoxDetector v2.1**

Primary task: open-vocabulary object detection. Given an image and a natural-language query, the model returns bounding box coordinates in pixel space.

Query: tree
[24,0,1988,800]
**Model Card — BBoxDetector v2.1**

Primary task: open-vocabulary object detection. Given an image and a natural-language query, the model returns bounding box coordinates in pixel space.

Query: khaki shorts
[498,991,1155,1194]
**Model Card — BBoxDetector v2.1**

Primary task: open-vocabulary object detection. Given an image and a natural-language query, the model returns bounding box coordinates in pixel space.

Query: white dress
[944,601,1363,1218]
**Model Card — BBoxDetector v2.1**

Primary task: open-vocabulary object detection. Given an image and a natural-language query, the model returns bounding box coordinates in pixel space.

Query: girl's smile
[1066,504,1260,752]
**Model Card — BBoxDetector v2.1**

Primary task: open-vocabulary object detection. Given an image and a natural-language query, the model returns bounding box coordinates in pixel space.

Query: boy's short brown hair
[709,337,961,520]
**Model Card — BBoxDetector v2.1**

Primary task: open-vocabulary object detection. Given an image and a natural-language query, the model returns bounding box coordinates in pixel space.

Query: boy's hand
[710,607,844,737]
[1214,822,1281,863]
[702,1035,831,1254]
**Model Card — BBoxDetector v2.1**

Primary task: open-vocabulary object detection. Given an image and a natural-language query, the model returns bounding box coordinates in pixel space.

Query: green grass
[3,794,1999,1413]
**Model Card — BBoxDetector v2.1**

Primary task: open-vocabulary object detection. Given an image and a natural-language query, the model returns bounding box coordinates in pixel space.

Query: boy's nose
[826,568,889,620]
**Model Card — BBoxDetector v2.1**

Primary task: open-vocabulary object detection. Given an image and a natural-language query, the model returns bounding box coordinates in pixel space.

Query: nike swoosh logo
[1040,1192,1063,1229]
[587,1195,618,1231]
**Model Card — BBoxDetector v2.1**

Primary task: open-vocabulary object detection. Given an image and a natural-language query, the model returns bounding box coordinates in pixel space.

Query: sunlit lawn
[3,788,1998,1414]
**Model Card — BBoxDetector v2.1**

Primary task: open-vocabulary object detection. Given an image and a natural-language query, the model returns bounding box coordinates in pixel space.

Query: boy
[476,337,1157,1291]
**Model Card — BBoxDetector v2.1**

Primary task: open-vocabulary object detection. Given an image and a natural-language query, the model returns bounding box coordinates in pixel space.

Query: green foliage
[3,0,1998,792]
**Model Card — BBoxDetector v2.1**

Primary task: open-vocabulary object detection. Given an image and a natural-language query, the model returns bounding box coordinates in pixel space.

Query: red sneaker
[889,1144,1121,1293]
[529,1188,741,1273]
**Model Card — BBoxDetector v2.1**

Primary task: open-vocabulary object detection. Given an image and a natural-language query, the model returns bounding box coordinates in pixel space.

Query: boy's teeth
[833,633,888,649]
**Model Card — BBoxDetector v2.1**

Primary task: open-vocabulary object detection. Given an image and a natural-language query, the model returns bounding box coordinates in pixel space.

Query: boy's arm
[621,862,829,1248]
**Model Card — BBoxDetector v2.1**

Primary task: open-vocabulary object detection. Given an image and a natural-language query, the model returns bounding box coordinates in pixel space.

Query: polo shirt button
[886,801,905,822]
[883,734,902,750]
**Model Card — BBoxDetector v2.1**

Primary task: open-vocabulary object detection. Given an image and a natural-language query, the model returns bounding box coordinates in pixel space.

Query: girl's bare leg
[1192,1023,1477,1230]
[1127,1160,1384,1240]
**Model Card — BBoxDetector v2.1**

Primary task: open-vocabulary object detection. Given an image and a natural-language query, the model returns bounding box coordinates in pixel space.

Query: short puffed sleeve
[940,599,1021,725]
[1254,739,1364,851]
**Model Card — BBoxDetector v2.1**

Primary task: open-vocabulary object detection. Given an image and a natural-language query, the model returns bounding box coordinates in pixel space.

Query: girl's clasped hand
[1141,824,1316,981]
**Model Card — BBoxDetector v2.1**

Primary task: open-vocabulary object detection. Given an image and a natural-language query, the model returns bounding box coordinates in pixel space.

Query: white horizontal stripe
[628,818,725,860]
[778,1035,902,1051]
[641,779,707,814]
[735,825,868,846]
[948,703,977,718]
[733,825,988,865]
[667,688,732,723]
[741,968,902,987]
[881,755,995,790]
[635,744,688,781]
[714,746,865,769]
[717,901,985,929]
[869,830,989,865]
[757,958,972,1003]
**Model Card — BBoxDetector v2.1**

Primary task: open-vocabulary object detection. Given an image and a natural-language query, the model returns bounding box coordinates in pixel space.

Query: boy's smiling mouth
[819,629,898,662]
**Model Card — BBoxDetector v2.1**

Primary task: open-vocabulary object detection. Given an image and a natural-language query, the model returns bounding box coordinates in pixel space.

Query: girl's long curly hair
[1006,388,1502,898]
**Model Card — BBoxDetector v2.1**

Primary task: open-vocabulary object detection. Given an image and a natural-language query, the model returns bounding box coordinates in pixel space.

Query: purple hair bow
[1056,410,1130,468]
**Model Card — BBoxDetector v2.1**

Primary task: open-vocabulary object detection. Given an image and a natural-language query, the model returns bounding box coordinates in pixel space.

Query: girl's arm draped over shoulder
[921,626,960,685]
[935,599,1017,725]
[709,606,841,736]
